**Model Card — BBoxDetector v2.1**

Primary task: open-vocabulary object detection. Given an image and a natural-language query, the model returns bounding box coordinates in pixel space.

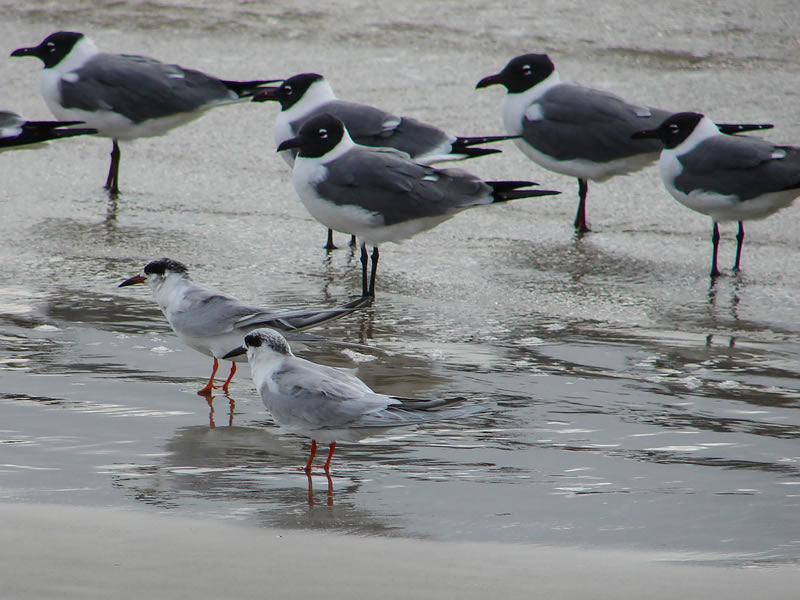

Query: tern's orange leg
[322,441,337,474]
[304,439,318,474]
[221,362,237,392]
[197,358,220,395]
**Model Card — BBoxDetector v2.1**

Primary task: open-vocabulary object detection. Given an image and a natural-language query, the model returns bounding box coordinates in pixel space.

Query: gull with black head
[476,53,774,233]
[119,258,370,394]
[254,72,518,249]
[225,328,486,474]
[12,31,279,195]
[632,112,800,277]
[277,113,560,297]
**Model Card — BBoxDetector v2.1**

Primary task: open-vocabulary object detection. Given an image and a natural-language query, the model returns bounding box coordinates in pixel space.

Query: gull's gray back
[524,84,668,162]
[291,100,449,158]
[316,148,490,226]
[60,53,235,123]
[675,136,800,200]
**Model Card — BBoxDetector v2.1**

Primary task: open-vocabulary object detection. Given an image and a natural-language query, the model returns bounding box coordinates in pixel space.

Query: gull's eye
[46,42,56,52]
[318,128,329,139]
[283,84,293,95]
[521,64,532,75]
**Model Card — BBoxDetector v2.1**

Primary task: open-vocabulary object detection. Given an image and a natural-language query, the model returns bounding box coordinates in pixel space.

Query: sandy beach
[1,503,797,599]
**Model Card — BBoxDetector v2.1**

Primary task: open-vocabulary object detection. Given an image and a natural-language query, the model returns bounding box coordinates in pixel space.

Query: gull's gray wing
[675,136,800,200]
[59,53,235,123]
[316,148,490,226]
[291,100,451,159]
[523,84,669,161]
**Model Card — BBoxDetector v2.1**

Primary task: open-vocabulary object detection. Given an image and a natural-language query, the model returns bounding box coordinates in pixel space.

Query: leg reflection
[306,472,335,507]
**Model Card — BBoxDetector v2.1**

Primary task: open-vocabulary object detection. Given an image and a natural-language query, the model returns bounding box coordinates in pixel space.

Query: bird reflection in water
[204,392,236,429]
[306,472,335,507]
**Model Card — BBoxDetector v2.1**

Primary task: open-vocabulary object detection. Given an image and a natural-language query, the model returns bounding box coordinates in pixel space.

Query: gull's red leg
[221,362,237,392]
[322,441,337,474]
[197,357,220,395]
[304,440,318,474]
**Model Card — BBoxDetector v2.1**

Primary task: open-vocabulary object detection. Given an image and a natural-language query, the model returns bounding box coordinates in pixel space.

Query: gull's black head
[11,31,85,69]
[278,73,325,110]
[143,257,190,277]
[476,53,555,94]
[244,329,292,356]
[631,112,705,149]
[276,113,346,159]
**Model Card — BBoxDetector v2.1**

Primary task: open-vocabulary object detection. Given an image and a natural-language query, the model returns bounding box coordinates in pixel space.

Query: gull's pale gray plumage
[290,100,455,160]
[673,135,800,200]
[316,147,500,227]
[523,84,669,163]
[60,53,242,124]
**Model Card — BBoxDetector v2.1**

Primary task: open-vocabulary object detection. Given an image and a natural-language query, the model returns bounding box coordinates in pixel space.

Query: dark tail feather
[717,123,773,135]
[486,180,537,191]
[451,147,503,159]
[494,189,561,201]
[487,180,561,202]
[222,78,283,98]
[0,123,97,148]
[449,135,520,159]
[454,134,520,148]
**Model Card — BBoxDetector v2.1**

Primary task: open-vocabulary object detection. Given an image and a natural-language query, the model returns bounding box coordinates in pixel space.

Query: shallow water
[1,0,799,567]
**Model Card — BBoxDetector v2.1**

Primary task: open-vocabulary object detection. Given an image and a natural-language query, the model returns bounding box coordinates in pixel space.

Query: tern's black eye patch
[244,333,263,348]
[143,257,188,276]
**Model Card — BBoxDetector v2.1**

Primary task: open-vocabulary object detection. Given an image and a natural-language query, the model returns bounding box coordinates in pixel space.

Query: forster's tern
[119,258,370,394]
[227,328,485,474]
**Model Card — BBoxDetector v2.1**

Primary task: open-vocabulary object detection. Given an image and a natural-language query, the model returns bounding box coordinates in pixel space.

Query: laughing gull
[119,258,370,394]
[12,31,278,195]
[632,112,800,277]
[276,113,560,297]
[253,72,518,249]
[0,110,96,150]
[225,328,485,474]
[476,53,774,233]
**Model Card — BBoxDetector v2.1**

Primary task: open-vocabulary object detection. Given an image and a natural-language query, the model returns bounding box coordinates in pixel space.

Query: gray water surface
[1,0,799,566]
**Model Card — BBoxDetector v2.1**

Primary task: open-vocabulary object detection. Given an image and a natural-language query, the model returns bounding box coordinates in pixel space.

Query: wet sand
[2,503,797,599]
[1,0,799,585]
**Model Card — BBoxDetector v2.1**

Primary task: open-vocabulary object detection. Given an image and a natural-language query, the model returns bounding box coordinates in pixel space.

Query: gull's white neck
[501,69,561,135]
[285,78,337,120]
[51,36,99,73]
[670,116,721,156]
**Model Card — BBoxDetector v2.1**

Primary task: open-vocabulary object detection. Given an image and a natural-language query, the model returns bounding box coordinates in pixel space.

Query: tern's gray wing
[674,137,800,200]
[170,285,363,338]
[317,148,489,225]
[168,287,277,338]
[60,53,235,122]
[523,84,669,161]
[270,358,395,428]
